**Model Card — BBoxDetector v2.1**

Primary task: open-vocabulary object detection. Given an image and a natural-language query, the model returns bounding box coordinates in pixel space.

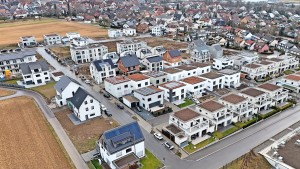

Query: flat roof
[176,65,197,71]
[163,68,182,74]
[105,76,131,85]
[219,69,240,75]
[127,73,150,81]
[258,83,281,91]
[284,74,300,81]
[244,64,261,69]
[52,71,64,77]
[134,86,162,96]
[159,81,186,90]
[221,93,246,104]
[181,76,206,84]
[123,95,139,103]
[200,72,224,79]
[190,62,211,68]
[144,71,167,78]
[165,124,183,135]
[241,88,265,97]
[199,100,225,112]
[173,108,201,122]
[113,153,139,168]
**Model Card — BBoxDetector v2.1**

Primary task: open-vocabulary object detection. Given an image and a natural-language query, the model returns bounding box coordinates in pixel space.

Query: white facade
[258,84,288,106]
[70,43,108,63]
[239,88,273,112]
[219,69,241,88]
[213,57,234,70]
[151,25,164,36]
[66,32,80,41]
[241,64,267,79]
[123,28,137,36]
[116,40,147,54]
[90,60,116,84]
[279,74,300,93]
[181,76,207,98]
[43,34,61,45]
[71,37,88,47]
[104,76,132,98]
[134,86,164,111]
[200,72,225,91]
[55,82,81,107]
[20,63,50,86]
[108,29,123,38]
[19,36,37,47]
[159,81,187,103]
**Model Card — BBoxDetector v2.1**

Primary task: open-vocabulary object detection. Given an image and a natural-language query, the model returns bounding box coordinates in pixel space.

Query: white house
[279,73,300,93]
[123,28,137,36]
[43,34,61,45]
[176,65,198,78]
[142,55,163,71]
[102,52,120,66]
[144,71,168,87]
[54,76,81,107]
[136,48,153,59]
[241,63,267,80]
[257,83,288,106]
[127,73,151,90]
[239,88,273,112]
[0,49,37,76]
[90,59,116,84]
[200,72,225,91]
[70,42,108,63]
[67,87,101,121]
[19,61,50,86]
[134,85,164,111]
[96,122,145,169]
[213,57,234,70]
[19,36,37,48]
[104,76,132,98]
[71,37,88,47]
[51,71,64,82]
[108,29,123,38]
[151,46,166,56]
[116,40,147,54]
[159,81,187,103]
[190,62,211,76]
[162,68,185,81]
[220,93,257,122]
[189,40,211,63]
[168,108,213,145]
[151,24,165,36]
[219,69,241,88]
[197,100,232,130]
[66,32,80,41]
[181,76,206,98]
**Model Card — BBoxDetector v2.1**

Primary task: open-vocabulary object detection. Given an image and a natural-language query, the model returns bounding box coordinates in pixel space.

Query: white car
[84,80,91,84]
[154,132,163,140]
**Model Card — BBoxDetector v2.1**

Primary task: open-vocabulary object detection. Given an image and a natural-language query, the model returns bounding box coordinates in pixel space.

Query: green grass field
[140,149,163,169]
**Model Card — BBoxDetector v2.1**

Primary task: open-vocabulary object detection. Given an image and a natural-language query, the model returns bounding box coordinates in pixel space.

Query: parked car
[245,75,251,80]
[164,142,174,150]
[103,92,111,98]
[154,132,163,140]
[116,102,124,109]
[105,111,112,117]
[136,106,142,112]
[84,80,91,84]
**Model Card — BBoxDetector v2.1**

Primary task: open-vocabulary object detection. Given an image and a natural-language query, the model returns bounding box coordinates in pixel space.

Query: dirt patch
[226,151,271,169]
[0,19,107,46]
[0,96,73,169]
[0,89,15,97]
[31,81,57,101]
[137,37,188,50]
[100,40,121,52]
[49,46,71,59]
[55,109,119,154]
[77,64,91,76]
[223,50,240,56]
[278,134,300,169]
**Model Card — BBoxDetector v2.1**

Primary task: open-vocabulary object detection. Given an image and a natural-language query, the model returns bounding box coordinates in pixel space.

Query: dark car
[245,75,252,80]
[136,106,142,112]
[116,102,124,109]
[105,111,112,117]
[103,92,111,98]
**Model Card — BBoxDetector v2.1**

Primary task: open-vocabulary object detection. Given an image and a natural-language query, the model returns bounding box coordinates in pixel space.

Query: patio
[191,135,211,145]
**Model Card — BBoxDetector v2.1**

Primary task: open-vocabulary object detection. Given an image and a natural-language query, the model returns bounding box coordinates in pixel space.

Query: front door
[85,115,89,120]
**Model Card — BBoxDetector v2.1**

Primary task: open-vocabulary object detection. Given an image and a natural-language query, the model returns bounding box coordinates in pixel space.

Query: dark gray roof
[195,45,209,52]
[92,59,115,71]
[212,44,222,51]
[290,48,300,53]
[54,76,80,94]
[119,54,140,68]
[169,50,181,58]
[0,49,35,62]
[101,122,144,154]
[286,42,294,48]
[19,61,49,75]
[193,39,206,47]
[146,55,162,63]
[67,87,89,109]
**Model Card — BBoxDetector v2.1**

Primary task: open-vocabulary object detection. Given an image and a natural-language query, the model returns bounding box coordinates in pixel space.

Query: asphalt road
[37,47,300,169]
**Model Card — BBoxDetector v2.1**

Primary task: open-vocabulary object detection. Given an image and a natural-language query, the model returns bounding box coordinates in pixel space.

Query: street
[36,47,300,169]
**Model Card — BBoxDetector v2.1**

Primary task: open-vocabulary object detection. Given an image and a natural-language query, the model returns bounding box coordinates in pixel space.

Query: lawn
[31,81,57,100]
[90,159,102,169]
[0,96,73,169]
[0,89,15,97]
[235,118,259,128]
[183,137,216,154]
[178,99,194,108]
[140,149,163,169]
[213,126,240,139]
[49,46,71,59]
[2,78,19,84]
[0,18,107,46]
[55,109,119,154]
[283,70,295,75]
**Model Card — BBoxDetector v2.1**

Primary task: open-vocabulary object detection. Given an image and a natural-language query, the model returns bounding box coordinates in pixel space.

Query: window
[0,62,3,65]
[85,101,88,104]
[90,99,93,103]
[194,86,198,89]
[138,83,141,87]
[86,108,89,111]
[143,104,145,108]
[156,80,159,84]
[148,98,151,101]
[35,74,40,77]
[126,148,132,153]
[44,72,47,75]
[20,59,24,62]
[163,78,166,82]
[6,61,10,64]
[124,84,128,88]
[158,95,161,98]
[91,106,94,110]
[145,82,148,85]
[13,60,16,63]
[181,89,184,93]
[90,113,95,116]
[45,77,49,80]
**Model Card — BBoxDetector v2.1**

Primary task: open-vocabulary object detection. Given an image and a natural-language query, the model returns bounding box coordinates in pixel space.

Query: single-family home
[219,69,241,88]
[159,81,186,103]
[151,46,166,56]
[288,47,300,57]
[257,83,288,106]
[104,76,132,98]
[134,85,164,111]
[90,59,116,84]
[66,32,80,41]
[200,72,225,91]
[136,48,153,59]
[102,52,120,66]
[43,34,61,45]
[108,29,123,38]
[279,74,300,93]
[144,71,168,87]
[213,57,234,70]
[142,55,163,71]
[127,73,151,90]
[19,36,37,48]
[136,23,149,34]
[241,63,267,80]
[163,50,182,68]
[162,68,184,81]
[277,40,294,52]
[181,76,206,98]
[220,93,257,122]
[96,122,145,169]
[123,28,137,36]
[19,60,50,86]
[190,62,211,75]
[151,25,165,36]
[117,54,140,75]
[239,88,273,112]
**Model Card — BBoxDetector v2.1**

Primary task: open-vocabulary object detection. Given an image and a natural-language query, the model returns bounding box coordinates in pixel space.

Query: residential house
[229,52,259,69]
[19,36,37,48]
[116,40,147,54]
[54,76,81,107]
[213,57,234,70]
[288,48,300,57]
[70,42,108,63]
[66,32,80,41]
[102,52,120,66]
[241,63,267,79]
[43,34,61,45]
[200,72,225,91]
[220,93,256,122]
[144,71,168,87]
[136,23,149,34]
[142,55,163,71]
[176,65,199,77]
[239,88,273,112]
[123,28,137,36]
[279,73,300,93]
[189,40,211,63]
[0,49,37,75]
[190,62,211,76]
[151,46,166,56]
[209,44,223,59]
[162,68,184,81]
[277,40,294,52]
[71,37,88,47]
[244,40,255,50]
[151,25,165,36]
[51,71,64,82]
[258,83,288,106]
[108,29,123,38]
[19,61,50,86]
[127,73,151,90]
[181,76,206,98]
[197,100,232,130]
[136,48,153,59]
[219,69,241,88]
[163,50,182,68]
[96,122,145,169]
[117,54,141,75]
[90,59,116,84]
[133,85,164,111]
[159,81,186,103]
[67,87,101,121]
[104,76,132,98]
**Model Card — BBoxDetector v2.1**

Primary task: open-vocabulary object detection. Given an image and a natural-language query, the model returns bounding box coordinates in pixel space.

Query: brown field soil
[0,89,15,97]
[0,18,107,46]
[55,109,119,154]
[49,46,71,59]
[0,96,73,169]
[138,37,188,50]
[100,40,121,52]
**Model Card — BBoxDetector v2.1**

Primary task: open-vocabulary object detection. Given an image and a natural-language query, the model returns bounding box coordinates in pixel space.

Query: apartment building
[104,76,132,98]
[279,73,300,93]
[190,62,211,76]
[258,83,288,105]
[162,68,184,81]
[20,61,50,86]
[142,55,163,71]
[43,34,61,45]
[213,57,234,70]
[144,71,168,87]
[239,88,273,112]
[90,59,116,84]
[127,73,151,90]
[181,76,206,98]
[116,40,147,54]
[159,81,187,103]
[200,72,225,91]
[70,42,108,63]
[133,85,164,111]
[219,69,241,88]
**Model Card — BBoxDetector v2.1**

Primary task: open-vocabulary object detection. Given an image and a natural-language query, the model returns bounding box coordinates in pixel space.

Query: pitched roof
[168,50,181,58]
[241,88,265,97]
[101,121,144,154]
[54,76,80,94]
[67,88,90,109]
[199,100,225,112]
[258,83,281,91]
[181,76,206,84]
[92,59,115,71]
[0,49,35,62]
[173,108,201,122]
[127,73,149,81]
[221,93,246,104]
[146,55,162,63]
[119,54,140,68]
[19,60,49,75]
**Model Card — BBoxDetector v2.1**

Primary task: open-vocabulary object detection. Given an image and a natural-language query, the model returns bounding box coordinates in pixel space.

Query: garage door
[149,101,160,108]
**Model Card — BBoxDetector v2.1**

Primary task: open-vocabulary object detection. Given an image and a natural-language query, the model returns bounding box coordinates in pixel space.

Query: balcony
[255,99,271,106]
[213,114,232,123]
[188,121,209,133]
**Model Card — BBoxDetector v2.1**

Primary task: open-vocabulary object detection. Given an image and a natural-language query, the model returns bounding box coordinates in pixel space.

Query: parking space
[133,108,155,121]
